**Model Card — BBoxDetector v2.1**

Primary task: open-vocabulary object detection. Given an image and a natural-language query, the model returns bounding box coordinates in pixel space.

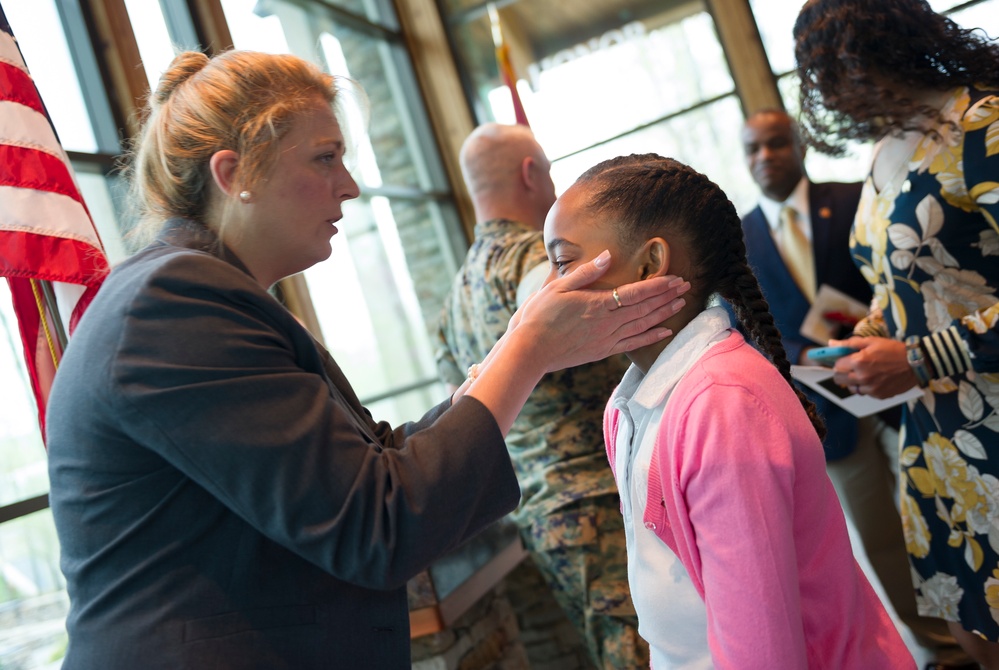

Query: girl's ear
[638,237,671,280]
[209,149,241,196]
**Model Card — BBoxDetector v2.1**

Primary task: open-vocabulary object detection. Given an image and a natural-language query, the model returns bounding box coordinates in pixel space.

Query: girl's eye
[553,259,570,274]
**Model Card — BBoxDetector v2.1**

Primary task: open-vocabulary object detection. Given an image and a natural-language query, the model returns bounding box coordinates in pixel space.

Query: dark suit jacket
[46,218,520,669]
[740,181,871,460]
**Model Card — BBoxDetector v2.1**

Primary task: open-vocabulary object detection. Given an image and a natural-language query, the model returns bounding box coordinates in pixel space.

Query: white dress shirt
[609,307,732,669]
[758,177,813,248]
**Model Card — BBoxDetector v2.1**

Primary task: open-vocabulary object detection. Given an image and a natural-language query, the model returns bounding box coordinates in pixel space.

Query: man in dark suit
[740,109,972,670]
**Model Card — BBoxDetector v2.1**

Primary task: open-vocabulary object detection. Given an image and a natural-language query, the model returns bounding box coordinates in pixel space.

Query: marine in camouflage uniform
[436,217,648,669]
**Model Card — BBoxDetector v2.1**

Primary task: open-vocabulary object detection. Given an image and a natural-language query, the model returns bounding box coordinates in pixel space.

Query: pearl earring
[239,190,252,202]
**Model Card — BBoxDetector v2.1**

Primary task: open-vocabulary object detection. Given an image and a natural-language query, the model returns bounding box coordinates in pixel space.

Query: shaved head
[459,123,557,229]
[460,123,542,193]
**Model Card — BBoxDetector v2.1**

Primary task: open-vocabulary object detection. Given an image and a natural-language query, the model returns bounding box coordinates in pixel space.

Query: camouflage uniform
[436,219,647,669]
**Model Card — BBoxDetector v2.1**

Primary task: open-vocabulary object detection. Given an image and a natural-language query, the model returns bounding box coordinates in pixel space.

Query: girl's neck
[625,300,704,374]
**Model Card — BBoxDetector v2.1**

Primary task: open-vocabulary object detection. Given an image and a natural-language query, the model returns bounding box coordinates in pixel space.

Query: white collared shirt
[758,177,812,247]
[610,307,732,670]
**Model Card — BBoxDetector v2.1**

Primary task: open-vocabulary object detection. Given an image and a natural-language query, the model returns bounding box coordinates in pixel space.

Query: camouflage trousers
[520,495,649,670]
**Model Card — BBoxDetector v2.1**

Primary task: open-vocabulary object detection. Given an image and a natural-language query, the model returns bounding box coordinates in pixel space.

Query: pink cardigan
[604,331,914,669]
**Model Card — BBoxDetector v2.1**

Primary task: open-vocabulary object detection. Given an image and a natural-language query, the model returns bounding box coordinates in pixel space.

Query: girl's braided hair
[577,154,826,439]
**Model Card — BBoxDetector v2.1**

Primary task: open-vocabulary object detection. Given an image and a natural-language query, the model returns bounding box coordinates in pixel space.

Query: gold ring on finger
[612,288,623,309]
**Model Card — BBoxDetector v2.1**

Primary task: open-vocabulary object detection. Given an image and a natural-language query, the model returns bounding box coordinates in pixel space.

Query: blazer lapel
[743,207,806,303]
[809,183,836,288]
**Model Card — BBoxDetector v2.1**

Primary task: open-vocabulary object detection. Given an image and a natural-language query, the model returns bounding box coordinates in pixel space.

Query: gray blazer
[46,218,520,669]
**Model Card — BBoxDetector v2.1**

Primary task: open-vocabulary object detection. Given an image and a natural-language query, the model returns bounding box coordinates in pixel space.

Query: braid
[579,154,826,440]
[716,209,828,440]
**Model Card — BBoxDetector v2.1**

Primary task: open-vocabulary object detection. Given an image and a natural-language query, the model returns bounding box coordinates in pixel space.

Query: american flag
[0,6,109,437]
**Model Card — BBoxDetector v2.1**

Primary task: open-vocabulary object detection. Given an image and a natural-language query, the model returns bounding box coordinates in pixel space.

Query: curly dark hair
[793,0,999,155]
[575,154,826,440]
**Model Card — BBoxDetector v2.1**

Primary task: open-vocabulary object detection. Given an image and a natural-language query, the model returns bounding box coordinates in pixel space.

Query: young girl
[542,154,914,668]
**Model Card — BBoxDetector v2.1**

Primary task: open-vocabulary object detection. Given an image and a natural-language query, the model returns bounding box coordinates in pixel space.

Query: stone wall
[502,558,596,670]
[410,557,595,670]
[411,581,529,670]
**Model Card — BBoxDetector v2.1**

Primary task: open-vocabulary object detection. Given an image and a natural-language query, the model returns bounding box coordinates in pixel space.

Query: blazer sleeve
[313,337,452,447]
[107,253,520,590]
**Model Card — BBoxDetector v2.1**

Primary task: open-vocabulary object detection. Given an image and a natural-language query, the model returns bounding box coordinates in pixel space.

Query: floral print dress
[851,86,999,638]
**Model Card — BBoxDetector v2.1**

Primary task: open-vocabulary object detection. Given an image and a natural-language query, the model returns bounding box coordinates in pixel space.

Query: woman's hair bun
[152,51,210,108]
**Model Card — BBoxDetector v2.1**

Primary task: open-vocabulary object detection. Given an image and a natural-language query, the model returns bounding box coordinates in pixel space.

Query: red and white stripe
[0,22,109,436]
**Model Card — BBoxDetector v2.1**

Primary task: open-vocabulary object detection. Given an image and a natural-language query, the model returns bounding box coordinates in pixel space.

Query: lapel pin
[819,207,832,219]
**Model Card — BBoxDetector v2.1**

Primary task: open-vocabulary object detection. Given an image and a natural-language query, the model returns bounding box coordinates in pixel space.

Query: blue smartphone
[806,345,858,366]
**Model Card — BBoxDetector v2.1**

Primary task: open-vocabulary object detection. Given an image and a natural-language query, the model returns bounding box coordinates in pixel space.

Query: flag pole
[487,3,503,50]
[38,279,69,350]
[488,2,530,127]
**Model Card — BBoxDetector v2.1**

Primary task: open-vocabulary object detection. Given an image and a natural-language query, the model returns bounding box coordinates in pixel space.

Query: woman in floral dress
[794,0,999,666]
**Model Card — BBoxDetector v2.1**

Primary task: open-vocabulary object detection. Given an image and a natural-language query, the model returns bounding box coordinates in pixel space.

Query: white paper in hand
[799,284,869,343]
[790,365,922,418]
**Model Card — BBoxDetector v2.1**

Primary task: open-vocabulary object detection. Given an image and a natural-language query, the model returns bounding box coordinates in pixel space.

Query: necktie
[779,205,815,302]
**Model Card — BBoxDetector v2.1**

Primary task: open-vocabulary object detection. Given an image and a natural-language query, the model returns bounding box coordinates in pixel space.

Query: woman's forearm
[463,328,546,435]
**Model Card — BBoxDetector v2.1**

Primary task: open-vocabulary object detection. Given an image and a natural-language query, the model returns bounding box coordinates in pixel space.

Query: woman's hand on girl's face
[511,250,690,372]
[830,337,917,398]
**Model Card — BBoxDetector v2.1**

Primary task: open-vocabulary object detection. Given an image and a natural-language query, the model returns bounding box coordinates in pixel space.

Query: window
[1,0,126,663]
[123,0,185,92]
[442,0,764,213]
[219,0,462,423]
[0,1,466,665]
[444,0,999,216]
[4,0,99,153]
[945,1,999,38]
[0,284,65,669]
